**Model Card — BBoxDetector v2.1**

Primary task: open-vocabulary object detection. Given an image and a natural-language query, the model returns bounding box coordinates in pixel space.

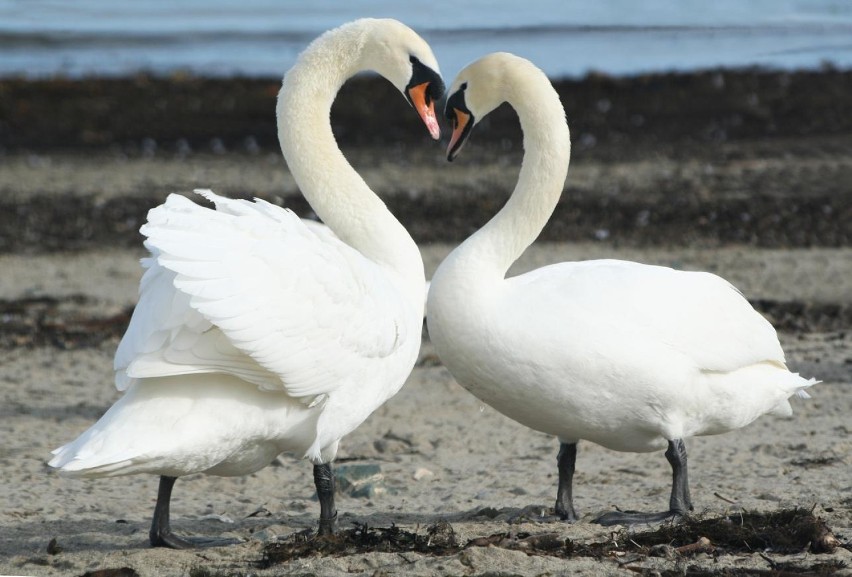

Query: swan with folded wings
[427,53,815,525]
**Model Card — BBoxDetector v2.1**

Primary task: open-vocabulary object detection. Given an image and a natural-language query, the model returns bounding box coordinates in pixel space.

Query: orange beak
[407,82,441,140]
[446,108,471,161]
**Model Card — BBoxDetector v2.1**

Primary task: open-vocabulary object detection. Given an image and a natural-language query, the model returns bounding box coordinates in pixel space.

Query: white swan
[49,18,444,548]
[426,53,816,525]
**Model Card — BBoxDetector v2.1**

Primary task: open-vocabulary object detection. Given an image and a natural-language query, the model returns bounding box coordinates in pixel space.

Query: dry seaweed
[80,569,140,577]
[260,521,459,567]
[627,508,841,555]
[627,560,846,577]
[260,509,844,570]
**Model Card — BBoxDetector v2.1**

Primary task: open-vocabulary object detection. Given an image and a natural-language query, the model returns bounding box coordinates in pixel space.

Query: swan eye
[460,82,468,91]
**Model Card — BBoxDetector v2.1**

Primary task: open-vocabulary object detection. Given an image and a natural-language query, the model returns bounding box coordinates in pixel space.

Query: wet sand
[0,69,850,575]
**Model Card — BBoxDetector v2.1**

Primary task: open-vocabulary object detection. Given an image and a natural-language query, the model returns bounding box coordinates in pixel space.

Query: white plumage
[49,18,444,547]
[52,189,418,474]
[427,53,815,524]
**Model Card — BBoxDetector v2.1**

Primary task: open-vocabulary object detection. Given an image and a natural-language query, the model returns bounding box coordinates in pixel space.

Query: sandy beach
[1,70,850,575]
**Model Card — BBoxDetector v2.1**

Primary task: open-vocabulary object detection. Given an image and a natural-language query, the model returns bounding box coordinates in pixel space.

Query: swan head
[445,52,532,161]
[360,19,445,140]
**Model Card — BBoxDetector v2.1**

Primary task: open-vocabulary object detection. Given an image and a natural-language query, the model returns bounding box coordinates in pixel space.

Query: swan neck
[276,23,424,302]
[465,85,571,278]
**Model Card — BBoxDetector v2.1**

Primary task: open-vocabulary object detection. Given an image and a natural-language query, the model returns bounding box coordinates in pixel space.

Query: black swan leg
[555,442,579,521]
[314,463,338,536]
[595,438,694,526]
[507,441,579,523]
[149,475,240,548]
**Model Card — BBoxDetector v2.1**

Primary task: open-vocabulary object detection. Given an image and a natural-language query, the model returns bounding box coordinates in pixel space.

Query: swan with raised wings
[426,53,815,525]
[49,19,444,548]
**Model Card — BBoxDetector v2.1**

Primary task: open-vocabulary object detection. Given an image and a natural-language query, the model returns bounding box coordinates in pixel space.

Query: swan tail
[48,422,150,478]
[48,443,139,478]
[791,375,819,398]
[795,383,815,400]
[768,374,818,417]
[50,456,136,478]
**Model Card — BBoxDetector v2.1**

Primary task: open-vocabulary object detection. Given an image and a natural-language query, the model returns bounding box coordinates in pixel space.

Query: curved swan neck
[276,21,424,294]
[460,73,571,279]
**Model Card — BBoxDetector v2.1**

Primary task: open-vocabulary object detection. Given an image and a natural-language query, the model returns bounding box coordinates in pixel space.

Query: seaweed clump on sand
[260,521,459,567]
[627,508,842,555]
[261,508,844,569]
[489,508,842,559]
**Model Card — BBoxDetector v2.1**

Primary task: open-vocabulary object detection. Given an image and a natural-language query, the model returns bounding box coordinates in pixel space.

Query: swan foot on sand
[149,476,243,549]
[149,463,340,548]
[594,439,694,527]
[314,463,338,536]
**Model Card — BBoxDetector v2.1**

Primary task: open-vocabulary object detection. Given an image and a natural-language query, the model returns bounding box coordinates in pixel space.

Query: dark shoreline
[3,68,852,155]
[0,186,848,253]
[1,68,850,250]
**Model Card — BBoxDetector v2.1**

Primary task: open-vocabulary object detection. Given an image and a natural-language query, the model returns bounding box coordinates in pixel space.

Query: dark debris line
[261,521,460,565]
[0,193,849,253]
[0,294,846,351]
[261,509,844,571]
[0,295,131,349]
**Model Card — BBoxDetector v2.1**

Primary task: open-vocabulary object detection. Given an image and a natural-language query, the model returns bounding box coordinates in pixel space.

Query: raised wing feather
[129,190,408,400]
[514,259,784,373]
[115,247,289,392]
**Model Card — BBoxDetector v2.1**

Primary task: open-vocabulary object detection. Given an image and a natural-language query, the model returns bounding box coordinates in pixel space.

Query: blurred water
[1,0,851,79]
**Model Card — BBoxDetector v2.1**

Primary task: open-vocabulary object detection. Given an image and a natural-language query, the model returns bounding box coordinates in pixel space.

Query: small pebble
[413,467,434,481]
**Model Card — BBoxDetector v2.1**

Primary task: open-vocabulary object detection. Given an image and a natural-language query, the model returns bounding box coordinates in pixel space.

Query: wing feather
[116,190,409,401]
[515,259,784,373]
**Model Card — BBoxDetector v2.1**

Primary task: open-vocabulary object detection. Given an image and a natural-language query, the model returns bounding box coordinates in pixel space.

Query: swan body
[434,257,805,454]
[53,190,419,473]
[427,53,815,523]
[50,18,444,546]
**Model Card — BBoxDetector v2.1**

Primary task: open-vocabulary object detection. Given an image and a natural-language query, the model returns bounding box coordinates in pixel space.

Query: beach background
[1,1,851,575]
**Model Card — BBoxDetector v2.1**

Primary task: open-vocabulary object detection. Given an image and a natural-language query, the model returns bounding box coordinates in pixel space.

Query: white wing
[114,253,282,391]
[513,259,785,373]
[115,190,412,402]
